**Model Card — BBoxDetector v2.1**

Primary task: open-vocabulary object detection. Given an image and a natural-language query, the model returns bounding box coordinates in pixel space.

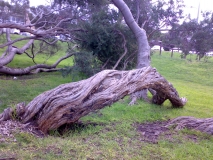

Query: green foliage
[165,12,213,59]
[61,52,101,79]
[76,9,137,70]
[34,40,62,57]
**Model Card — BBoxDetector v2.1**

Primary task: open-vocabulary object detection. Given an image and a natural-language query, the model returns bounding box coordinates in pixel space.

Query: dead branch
[113,30,127,70]
[0,52,75,75]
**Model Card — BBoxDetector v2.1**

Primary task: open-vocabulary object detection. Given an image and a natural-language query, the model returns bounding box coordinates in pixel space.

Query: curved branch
[122,51,136,70]
[0,36,36,48]
[112,30,127,70]
[0,23,36,35]
[0,40,34,67]
[0,52,75,75]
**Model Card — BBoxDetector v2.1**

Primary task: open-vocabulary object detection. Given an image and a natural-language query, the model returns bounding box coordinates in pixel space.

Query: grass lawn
[0,50,213,159]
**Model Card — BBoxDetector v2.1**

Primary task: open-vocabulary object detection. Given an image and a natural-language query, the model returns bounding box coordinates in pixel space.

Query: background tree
[191,12,213,60]
[164,11,213,60]
[168,21,198,58]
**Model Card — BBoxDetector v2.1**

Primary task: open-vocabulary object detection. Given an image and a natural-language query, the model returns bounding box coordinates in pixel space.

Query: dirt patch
[135,120,206,143]
[135,121,170,143]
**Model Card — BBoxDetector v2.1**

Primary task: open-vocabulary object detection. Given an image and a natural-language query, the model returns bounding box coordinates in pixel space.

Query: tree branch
[0,52,75,75]
[113,30,127,70]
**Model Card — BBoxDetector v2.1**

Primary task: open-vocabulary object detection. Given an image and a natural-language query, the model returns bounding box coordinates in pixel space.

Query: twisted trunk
[0,67,186,133]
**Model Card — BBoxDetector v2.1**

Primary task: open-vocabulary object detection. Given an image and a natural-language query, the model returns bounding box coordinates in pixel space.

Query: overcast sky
[183,0,213,20]
[29,0,50,7]
[29,0,213,20]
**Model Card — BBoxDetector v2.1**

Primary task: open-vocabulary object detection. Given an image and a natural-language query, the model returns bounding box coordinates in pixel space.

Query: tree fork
[0,67,187,133]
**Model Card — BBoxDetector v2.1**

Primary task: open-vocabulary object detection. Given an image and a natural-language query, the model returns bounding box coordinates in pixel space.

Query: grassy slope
[0,50,213,159]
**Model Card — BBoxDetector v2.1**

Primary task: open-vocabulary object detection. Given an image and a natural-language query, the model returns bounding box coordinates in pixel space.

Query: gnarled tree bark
[0,67,186,133]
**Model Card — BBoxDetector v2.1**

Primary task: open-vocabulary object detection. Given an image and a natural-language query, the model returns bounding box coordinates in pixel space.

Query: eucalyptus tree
[1,0,212,136]
[111,0,184,103]
[0,0,189,133]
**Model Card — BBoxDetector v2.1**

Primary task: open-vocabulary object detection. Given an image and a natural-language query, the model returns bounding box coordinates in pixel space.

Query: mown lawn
[0,49,213,160]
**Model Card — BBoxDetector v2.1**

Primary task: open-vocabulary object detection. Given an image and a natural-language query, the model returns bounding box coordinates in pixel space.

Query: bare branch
[0,23,35,35]
[6,28,12,42]
[0,39,34,66]
[113,30,127,70]
[0,36,37,48]
[0,52,75,75]
[0,51,8,59]
[122,51,136,70]
[24,44,36,64]
[141,16,151,28]
[101,57,112,70]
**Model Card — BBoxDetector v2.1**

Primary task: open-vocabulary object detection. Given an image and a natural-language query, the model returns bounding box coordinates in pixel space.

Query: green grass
[0,50,213,159]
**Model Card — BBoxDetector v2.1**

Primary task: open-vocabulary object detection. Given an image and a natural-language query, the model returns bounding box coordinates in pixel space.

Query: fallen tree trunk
[0,67,187,133]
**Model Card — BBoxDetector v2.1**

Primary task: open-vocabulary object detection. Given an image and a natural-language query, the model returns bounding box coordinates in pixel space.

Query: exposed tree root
[166,116,213,135]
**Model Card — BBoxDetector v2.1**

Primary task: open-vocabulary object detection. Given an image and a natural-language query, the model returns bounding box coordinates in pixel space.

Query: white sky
[29,0,213,20]
[29,0,50,7]
[183,0,213,20]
